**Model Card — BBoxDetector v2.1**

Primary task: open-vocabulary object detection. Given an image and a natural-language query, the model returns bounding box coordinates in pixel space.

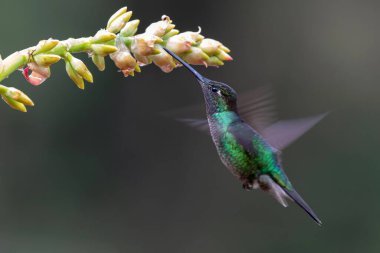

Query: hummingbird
[164,48,326,225]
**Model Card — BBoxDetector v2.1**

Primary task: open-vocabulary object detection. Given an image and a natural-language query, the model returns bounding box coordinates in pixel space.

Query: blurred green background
[1,0,380,252]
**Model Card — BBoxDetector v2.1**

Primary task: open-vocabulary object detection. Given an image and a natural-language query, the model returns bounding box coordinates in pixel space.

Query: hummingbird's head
[163,48,237,114]
[200,79,237,114]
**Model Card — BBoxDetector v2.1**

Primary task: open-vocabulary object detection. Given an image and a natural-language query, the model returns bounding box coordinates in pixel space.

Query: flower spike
[0,5,232,112]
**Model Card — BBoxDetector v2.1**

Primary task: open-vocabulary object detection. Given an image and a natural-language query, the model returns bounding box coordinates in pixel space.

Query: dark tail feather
[283,188,322,226]
[163,48,207,83]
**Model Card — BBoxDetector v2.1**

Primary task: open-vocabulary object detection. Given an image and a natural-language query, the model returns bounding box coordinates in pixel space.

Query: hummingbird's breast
[207,111,292,190]
[207,111,261,178]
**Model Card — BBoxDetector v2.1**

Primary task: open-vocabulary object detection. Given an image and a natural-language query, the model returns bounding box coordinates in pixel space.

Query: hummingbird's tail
[283,188,322,226]
[259,175,322,225]
[163,48,208,83]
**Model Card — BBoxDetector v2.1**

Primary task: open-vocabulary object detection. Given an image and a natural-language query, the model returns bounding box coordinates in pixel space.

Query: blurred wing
[238,86,277,131]
[163,86,326,151]
[261,113,327,150]
[160,102,210,133]
[226,121,258,155]
[177,118,210,133]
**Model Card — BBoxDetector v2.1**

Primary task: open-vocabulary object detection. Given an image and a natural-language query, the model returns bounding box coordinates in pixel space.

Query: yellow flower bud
[162,29,179,40]
[206,56,224,67]
[107,11,133,34]
[107,7,127,29]
[91,44,118,56]
[92,29,117,43]
[33,39,59,54]
[33,54,61,67]
[220,45,231,53]
[92,54,105,71]
[0,84,7,95]
[65,60,84,89]
[1,95,27,112]
[120,20,140,37]
[69,57,93,83]
[5,87,34,106]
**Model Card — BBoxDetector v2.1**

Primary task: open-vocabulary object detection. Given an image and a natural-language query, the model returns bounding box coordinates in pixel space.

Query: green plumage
[211,110,293,190]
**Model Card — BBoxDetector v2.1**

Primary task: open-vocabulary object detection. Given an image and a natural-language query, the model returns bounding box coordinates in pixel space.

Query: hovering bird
[164,48,326,225]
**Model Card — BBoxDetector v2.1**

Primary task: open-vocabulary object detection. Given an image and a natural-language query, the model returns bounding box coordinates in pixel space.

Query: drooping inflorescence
[0,6,232,112]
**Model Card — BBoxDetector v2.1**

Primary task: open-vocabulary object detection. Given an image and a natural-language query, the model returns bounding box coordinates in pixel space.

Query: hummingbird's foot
[242,183,253,191]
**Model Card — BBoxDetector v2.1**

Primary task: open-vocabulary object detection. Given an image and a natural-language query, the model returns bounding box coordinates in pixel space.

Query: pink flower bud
[199,38,223,55]
[150,48,176,73]
[110,37,138,77]
[135,54,152,66]
[216,50,233,61]
[145,15,175,37]
[131,34,162,56]
[178,30,204,44]
[182,47,209,66]
[121,64,141,77]
[22,63,50,86]
[199,39,232,61]
[122,68,137,77]
[111,51,137,71]
[165,35,192,55]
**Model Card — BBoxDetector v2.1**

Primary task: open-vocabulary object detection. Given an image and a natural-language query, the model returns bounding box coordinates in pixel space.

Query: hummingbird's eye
[211,86,218,92]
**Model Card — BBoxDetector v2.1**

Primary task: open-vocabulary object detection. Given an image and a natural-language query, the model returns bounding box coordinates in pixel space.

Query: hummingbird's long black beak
[163,48,208,83]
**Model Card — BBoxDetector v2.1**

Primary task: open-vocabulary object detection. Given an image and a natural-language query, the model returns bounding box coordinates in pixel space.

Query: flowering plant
[0,6,232,112]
